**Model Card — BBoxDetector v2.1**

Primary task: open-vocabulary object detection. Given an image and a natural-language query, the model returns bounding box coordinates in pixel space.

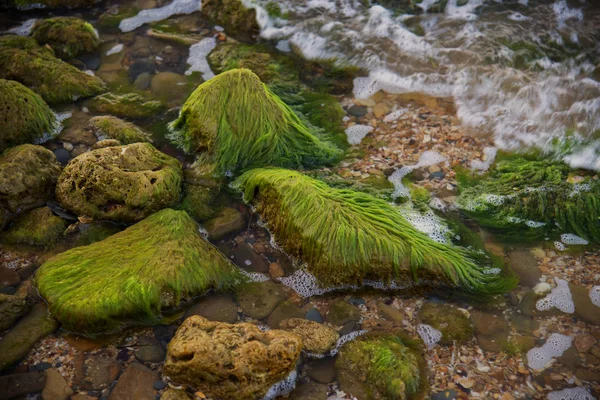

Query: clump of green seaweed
[31,17,101,59]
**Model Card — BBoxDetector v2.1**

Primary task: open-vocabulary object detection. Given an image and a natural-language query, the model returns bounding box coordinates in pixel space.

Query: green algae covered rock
[35,209,244,335]
[457,158,600,243]
[201,0,259,41]
[169,69,342,176]
[179,183,217,221]
[164,315,302,400]
[0,35,105,104]
[0,79,56,151]
[0,144,61,229]
[336,332,428,400]
[234,168,516,295]
[87,93,163,118]
[416,302,473,345]
[88,115,152,144]
[32,17,101,59]
[56,143,182,222]
[2,207,67,249]
[204,207,245,240]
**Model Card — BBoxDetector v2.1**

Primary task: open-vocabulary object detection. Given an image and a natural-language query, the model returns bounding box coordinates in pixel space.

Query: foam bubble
[547,387,596,400]
[383,109,405,122]
[554,241,566,251]
[345,124,373,145]
[560,233,588,246]
[388,151,447,198]
[417,324,442,350]
[185,37,217,80]
[119,0,201,32]
[263,369,297,400]
[536,278,575,314]
[328,330,368,356]
[526,333,572,370]
[471,147,497,172]
[106,44,123,56]
[398,206,452,244]
[276,40,291,52]
[590,286,600,308]
[7,18,37,36]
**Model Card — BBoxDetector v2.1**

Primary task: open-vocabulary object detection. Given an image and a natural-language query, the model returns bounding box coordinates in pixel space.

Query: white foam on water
[417,324,442,350]
[560,233,588,246]
[547,387,596,400]
[276,40,291,52]
[471,147,497,172]
[508,12,531,22]
[383,109,405,122]
[398,205,452,244]
[345,124,373,145]
[105,44,123,56]
[389,151,447,198]
[552,0,583,28]
[263,369,297,400]
[554,241,566,251]
[119,0,201,32]
[590,286,600,308]
[536,277,575,314]
[7,18,37,36]
[185,37,217,80]
[527,333,572,370]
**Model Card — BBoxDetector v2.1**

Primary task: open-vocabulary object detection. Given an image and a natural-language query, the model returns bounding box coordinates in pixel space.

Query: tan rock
[164,316,302,400]
[373,103,390,119]
[269,262,284,278]
[42,369,73,400]
[574,334,597,353]
[280,318,339,354]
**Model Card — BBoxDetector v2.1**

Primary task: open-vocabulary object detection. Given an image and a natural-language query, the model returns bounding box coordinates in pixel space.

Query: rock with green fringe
[56,143,183,222]
[0,144,61,230]
[35,209,244,335]
[234,168,516,295]
[457,158,600,243]
[0,35,105,105]
[179,183,217,221]
[169,69,342,176]
[201,0,259,41]
[88,115,152,144]
[0,79,56,151]
[0,293,29,332]
[335,332,429,400]
[31,17,101,59]
[2,207,67,249]
[416,302,473,345]
[87,93,163,118]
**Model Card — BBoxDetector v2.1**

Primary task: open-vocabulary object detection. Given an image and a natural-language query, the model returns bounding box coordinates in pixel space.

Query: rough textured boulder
[416,302,473,345]
[336,332,428,400]
[0,293,29,331]
[201,0,259,41]
[164,316,302,400]
[0,79,56,152]
[0,35,105,105]
[280,318,339,354]
[0,144,61,229]
[32,17,101,59]
[56,143,182,222]
[35,209,242,335]
[88,116,152,144]
[2,207,67,249]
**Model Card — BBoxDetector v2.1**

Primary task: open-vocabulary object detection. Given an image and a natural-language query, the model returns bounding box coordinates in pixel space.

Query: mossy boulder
[0,79,56,151]
[0,35,105,104]
[35,209,243,335]
[179,183,217,221]
[234,168,516,295]
[87,93,163,118]
[416,302,473,345]
[31,17,101,59]
[88,115,152,144]
[201,0,259,41]
[327,300,361,326]
[2,207,67,249]
[164,315,302,400]
[169,69,342,176]
[280,318,339,354]
[457,158,600,243]
[56,143,182,222]
[335,332,428,400]
[0,144,61,229]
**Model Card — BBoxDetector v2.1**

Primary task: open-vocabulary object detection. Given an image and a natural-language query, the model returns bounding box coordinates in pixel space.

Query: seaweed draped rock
[0,144,62,230]
[234,168,515,295]
[169,69,342,176]
[35,209,243,334]
[56,142,182,222]
[457,158,600,242]
[0,35,105,104]
[88,115,153,144]
[335,332,428,400]
[31,17,101,59]
[163,315,302,400]
[0,79,56,151]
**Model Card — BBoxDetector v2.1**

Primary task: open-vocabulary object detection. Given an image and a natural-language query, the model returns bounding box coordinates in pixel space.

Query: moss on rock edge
[35,209,244,335]
[32,17,101,59]
[88,115,152,144]
[2,207,67,249]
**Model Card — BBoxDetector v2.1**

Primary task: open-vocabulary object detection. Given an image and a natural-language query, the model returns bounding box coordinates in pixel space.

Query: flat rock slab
[0,372,46,400]
[42,369,74,400]
[108,362,158,400]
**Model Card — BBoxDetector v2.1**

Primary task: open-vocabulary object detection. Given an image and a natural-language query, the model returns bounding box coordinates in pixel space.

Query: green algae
[0,35,105,104]
[32,17,101,59]
[235,168,516,295]
[2,207,67,249]
[457,158,600,243]
[417,302,473,345]
[35,208,244,335]
[179,183,218,221]
[87,93,164,119]
[201,0,260,41]
[169,69,342,176]
[88,115,152,144]
[336,332,428,400]
[56,143,183,222]
[0,79,56,151]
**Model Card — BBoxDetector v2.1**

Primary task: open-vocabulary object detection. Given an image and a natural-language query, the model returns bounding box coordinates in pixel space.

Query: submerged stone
[234,168,516,294]
[88,116,153,144]
[416,302,473,345]
[201,0,259,41]
[0,79,56,151]
[87,93,163,119]
[204,207,245,240]
[56,143,182,222]
[280,318,339,354]
[0,293,29,331]
[31,17,101,59]
[0,35,105,105]
[179,183,217,222]
[35,209,243,334]
[2,207,67,249]
[235,281,286,320]
[163,315,302,400]
[169,69,341,176]
[335,332,428,400]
